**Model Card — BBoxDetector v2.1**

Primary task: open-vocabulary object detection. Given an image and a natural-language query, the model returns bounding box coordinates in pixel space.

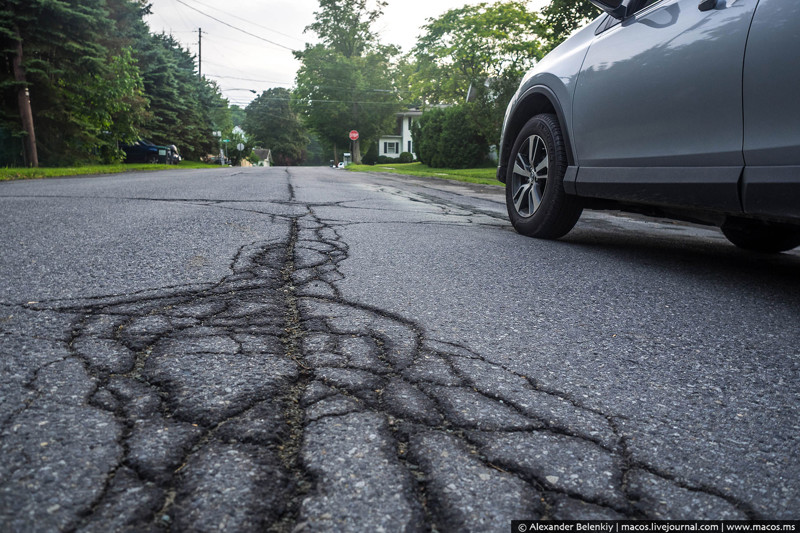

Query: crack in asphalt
[0,171,759,531]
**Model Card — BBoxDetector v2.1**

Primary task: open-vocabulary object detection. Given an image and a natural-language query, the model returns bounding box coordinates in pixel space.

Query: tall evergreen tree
[0,0,154,165]
[1,0,227,166]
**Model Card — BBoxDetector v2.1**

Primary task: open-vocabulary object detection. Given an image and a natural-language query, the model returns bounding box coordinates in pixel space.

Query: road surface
[1,166,798,531]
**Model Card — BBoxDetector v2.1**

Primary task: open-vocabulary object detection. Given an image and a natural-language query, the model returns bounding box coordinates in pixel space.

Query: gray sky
[145,0,548,107]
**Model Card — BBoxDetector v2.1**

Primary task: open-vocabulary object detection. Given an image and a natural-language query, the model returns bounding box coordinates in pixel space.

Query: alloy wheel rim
[510,134,549,218]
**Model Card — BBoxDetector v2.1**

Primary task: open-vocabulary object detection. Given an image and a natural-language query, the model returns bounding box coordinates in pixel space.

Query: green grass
[346,162,501,187]
[0,160,221,181]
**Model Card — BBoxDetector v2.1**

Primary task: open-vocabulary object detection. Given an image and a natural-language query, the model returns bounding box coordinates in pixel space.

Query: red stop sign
[349,130,359,141]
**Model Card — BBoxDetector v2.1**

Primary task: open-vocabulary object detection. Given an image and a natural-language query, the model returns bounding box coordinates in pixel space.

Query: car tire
[721,218,800,253]
[505,114,583,239]
[147,155,158,164]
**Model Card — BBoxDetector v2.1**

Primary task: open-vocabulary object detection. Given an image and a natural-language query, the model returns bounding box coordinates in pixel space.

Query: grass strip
[346,162,501,187]
[0,160,222,181]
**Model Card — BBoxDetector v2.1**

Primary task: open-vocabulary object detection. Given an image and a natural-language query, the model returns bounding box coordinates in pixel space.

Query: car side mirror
[589,0,634,20]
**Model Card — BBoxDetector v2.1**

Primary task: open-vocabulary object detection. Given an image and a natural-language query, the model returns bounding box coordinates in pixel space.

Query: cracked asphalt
[1,166,798,531]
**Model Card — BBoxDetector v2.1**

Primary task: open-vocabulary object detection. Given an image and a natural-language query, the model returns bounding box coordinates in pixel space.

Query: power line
[181,0,304,44]
[206,73,293,85]
[208,73,407,95]
[242,96,405,106]
[174,0,295,51]
[202,31,280,51]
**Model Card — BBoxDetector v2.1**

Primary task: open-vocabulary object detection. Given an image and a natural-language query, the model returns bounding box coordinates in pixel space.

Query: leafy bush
[376,155,397,164]
[412,105,488,169]
[398,151,414,163]
[412,109,444,166]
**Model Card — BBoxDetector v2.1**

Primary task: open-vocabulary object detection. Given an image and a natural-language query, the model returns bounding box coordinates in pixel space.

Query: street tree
[409,1,545,146]
[243,88,308,166]
[540,0,599,51]
[229,105,245,128]
[223,128,253,167]
[306,0,387,58]
[294,0,401,164]
[411,1,544,104]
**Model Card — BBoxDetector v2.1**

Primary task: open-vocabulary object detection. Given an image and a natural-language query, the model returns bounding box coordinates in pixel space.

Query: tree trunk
[333,143,338,166]
[12,26,38,168]
[353,139,361,164]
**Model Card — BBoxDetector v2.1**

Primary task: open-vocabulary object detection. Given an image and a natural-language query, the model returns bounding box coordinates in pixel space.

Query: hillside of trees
[252,0,597,168]
[0,0,230,167]
[1,0,596,168]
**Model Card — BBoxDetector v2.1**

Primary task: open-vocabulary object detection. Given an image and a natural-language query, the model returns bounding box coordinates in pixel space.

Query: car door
[572,0,760,211]
[741,0,800,221]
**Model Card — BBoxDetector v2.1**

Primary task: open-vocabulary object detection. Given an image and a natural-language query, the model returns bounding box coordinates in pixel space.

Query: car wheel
[506,114,583,239]
[721,218,800,253]
[147,155,158,164]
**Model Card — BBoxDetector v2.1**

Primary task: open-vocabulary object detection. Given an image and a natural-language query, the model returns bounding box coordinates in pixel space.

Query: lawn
[0,160,221,181]
[346,162,501,187]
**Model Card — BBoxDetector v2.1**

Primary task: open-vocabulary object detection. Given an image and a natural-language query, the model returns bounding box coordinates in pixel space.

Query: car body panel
[743,0,800,166]
[499,0,800,227]
[742,0,800,218]
[497,16,604,182]
[122,140,160,164]
[571,0,759,212]
[574,0,757,168]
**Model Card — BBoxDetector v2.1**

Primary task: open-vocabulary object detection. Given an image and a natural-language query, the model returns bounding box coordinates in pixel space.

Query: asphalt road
[1,166,798,531]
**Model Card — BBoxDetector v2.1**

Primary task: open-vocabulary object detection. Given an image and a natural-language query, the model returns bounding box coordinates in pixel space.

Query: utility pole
[198,28,202,78]
[13,25,37,168]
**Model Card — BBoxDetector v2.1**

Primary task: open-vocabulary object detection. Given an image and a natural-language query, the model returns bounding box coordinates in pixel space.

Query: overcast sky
[145,0,548,107]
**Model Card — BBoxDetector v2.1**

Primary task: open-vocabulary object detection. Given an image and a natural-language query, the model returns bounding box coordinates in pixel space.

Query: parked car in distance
[122,140,160,164]
[498,0,800,252]
[122,139,176,165]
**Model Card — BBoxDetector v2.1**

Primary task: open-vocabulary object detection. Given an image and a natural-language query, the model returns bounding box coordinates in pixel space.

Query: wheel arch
[498,86,575,183]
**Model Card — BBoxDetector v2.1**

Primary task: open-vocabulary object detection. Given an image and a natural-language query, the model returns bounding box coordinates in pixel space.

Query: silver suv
[498,0,800,252]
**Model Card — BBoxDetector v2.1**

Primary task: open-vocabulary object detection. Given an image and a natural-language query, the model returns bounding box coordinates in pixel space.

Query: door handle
[699,0,717,11]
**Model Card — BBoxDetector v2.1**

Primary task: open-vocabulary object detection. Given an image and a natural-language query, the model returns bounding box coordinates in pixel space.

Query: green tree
[294,0,401,164]
[134,33,218,161]
[410,1,545,145]
[243,88,308,166]
[229,105,245,128]
[224,128,253,167]
[541,0,599,51]
[306,0,387,58]
[412,1,543,102]
[412,106,488,169]
[303,134,328,166]
[0,0,149,165]
[117,0,227,161]
[0,0,226,166]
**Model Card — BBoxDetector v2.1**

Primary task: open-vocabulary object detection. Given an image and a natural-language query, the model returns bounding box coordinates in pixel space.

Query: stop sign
[349,130,359,141]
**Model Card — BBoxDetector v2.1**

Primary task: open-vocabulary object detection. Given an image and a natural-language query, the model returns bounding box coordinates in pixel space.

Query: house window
[384,142,399,154]
[408,140,412,153]
[408,117,412,130]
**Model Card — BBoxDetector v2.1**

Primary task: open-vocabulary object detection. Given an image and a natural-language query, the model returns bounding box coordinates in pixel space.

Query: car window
[596,0,667,34]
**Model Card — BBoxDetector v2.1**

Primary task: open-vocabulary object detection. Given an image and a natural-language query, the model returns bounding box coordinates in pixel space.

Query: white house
[378,108,423,159]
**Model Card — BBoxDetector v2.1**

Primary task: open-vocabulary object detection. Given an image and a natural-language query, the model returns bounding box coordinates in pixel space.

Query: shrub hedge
[411,105,489,169]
